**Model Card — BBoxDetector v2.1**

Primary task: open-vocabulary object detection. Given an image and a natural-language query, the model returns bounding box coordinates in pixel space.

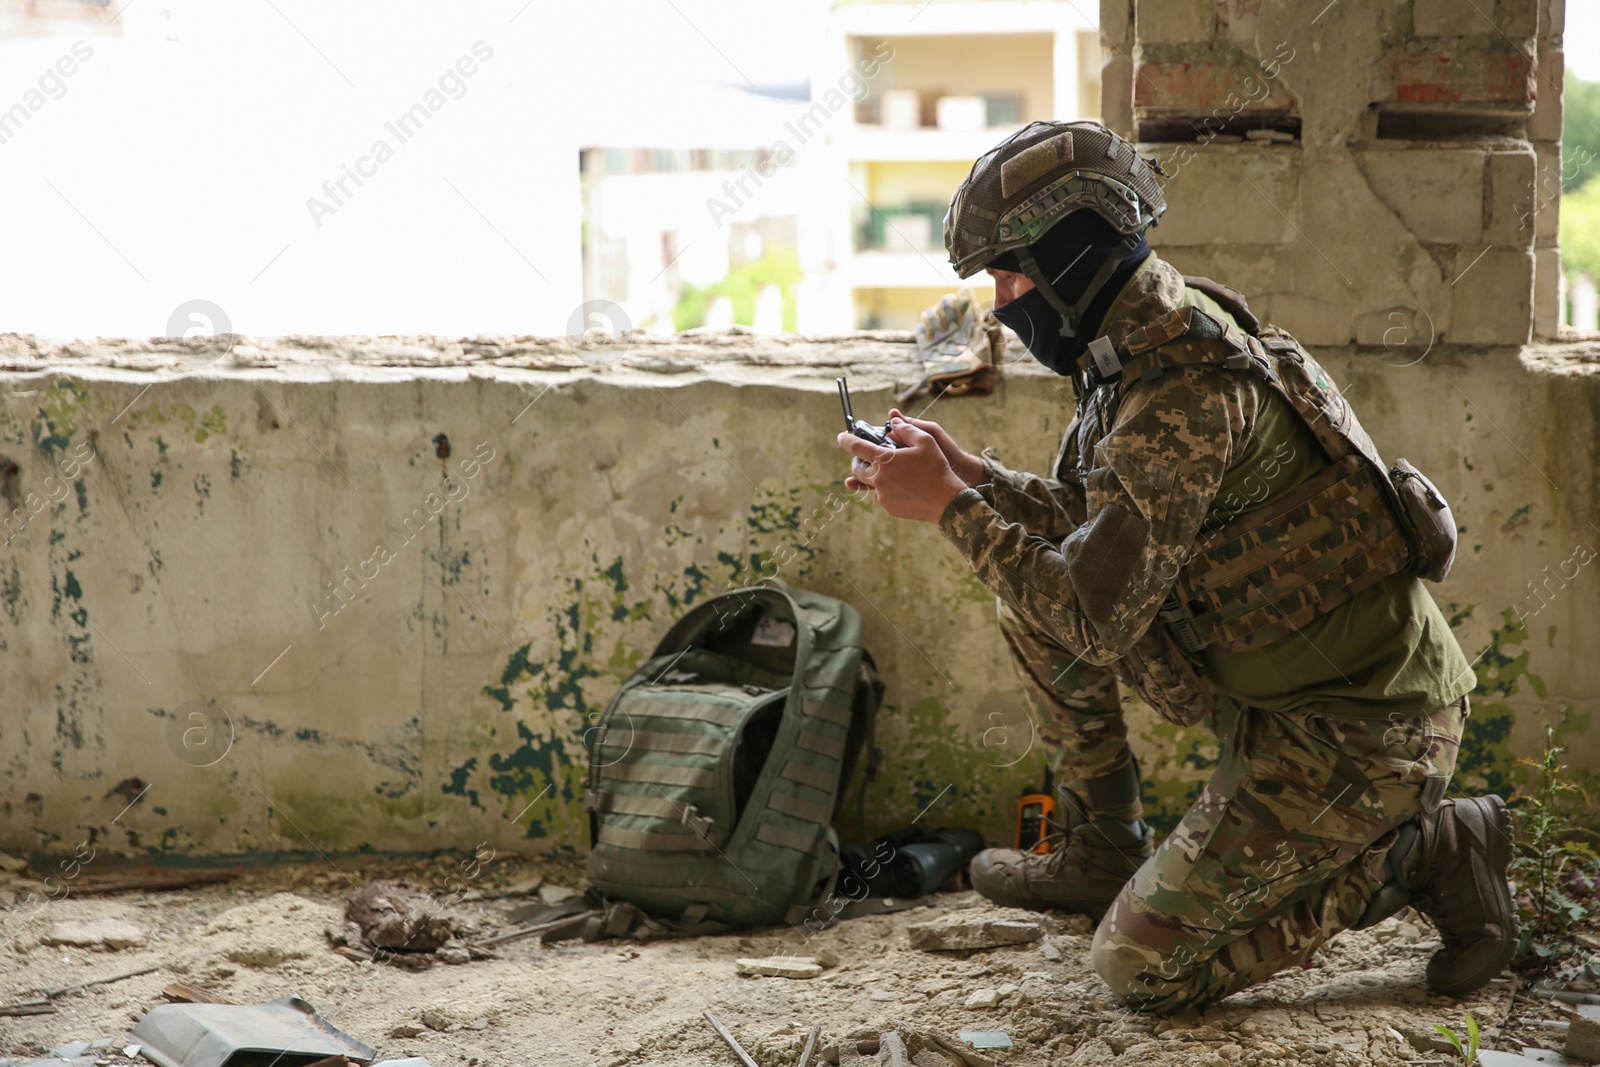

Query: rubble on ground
[41,919,146,951]
[736,956,826,979]
[0,854,1592,1066]
[907,911,1044,952]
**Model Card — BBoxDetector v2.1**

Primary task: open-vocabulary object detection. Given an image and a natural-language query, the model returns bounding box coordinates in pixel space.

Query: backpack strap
[836,653,884,835]
[1182,274,1261,334]
[1115,306,1260,383]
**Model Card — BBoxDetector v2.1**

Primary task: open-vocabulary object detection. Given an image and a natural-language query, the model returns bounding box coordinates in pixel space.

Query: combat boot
[969,763,1152,919]
[1355,795,1518,996]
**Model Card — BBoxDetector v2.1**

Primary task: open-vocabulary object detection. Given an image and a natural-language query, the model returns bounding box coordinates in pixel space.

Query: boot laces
[1023,828,1093,878]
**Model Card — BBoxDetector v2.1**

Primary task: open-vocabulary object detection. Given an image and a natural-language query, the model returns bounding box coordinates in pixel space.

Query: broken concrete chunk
[1040,940,1062,961]
[907,914,1042,952]
[43,919,146,950]
[500,874,543,897]
[963,988,1000,1009]
[1568,1004,1600,1063]
[538,884,581,905]
[419,1007,454,1032]
[736,956,823,979]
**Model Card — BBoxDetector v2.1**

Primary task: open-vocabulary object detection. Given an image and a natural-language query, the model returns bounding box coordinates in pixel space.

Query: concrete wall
[4,0,1595,862]
[2,332,1597,860]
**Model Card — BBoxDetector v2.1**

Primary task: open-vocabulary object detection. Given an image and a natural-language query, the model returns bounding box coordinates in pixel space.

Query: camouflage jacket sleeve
[973,448,1086,541]
[939,365,1257,665]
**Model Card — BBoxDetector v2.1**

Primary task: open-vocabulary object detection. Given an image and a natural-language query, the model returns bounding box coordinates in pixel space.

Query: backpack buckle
[1159,593,1206,655]
[681,803,715,840]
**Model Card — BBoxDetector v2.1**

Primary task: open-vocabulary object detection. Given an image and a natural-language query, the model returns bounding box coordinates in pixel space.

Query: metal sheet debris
[129,996,376,1067]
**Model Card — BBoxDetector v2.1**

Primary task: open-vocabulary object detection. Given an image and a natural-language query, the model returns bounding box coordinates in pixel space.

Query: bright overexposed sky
[0,0,826,340]
[0,0,1592,340]
[1567,3,1600,81]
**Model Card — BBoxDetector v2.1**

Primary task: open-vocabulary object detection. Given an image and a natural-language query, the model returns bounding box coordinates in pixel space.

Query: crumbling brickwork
[1102,0,1561,345]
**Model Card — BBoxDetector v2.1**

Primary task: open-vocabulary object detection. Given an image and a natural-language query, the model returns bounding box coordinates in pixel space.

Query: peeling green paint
[30,379,87,460]
[1,562,22,626]
[126,402,228,446]
[442,757,483,810]
[1501,503,1533,531]
[1450,605,1544,798]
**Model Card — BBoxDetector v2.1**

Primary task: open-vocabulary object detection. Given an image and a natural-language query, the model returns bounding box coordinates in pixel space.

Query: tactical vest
[1067,277,1448,659]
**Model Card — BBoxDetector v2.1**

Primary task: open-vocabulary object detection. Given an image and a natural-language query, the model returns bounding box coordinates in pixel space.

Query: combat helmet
[945,120,1168,337]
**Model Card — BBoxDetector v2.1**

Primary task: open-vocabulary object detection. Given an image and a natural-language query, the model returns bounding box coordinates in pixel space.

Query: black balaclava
[987,209,1151,379]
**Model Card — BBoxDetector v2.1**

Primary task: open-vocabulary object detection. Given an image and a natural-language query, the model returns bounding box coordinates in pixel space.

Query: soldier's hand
[837,418,968,524]
[885,408,984,488]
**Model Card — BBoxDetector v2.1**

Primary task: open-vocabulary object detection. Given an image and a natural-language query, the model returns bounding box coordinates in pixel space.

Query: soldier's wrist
[957,451,987,488]
[937,486,988,534]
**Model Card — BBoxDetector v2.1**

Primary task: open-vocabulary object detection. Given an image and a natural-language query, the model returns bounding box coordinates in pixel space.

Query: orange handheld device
[1014,769,1057,854]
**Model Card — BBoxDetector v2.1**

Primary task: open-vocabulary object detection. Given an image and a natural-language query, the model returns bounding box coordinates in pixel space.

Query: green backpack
[584,581,882,929]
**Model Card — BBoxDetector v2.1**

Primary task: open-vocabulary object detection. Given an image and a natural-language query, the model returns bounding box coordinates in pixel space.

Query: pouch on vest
[1389,458,1457,581]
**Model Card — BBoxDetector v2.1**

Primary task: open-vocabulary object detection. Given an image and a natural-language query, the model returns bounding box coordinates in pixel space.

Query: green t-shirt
[1196,385,1475,719]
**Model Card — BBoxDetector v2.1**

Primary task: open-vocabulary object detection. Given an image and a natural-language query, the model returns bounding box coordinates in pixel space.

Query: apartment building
[813,0,1101,330]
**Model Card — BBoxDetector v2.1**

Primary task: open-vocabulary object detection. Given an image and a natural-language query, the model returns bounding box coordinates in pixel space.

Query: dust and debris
[0,855,1567,1066]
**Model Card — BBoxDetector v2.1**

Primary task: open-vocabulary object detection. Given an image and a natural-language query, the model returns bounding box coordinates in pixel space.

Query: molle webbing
[1118,305,1256,376]
[585,583,883,930]
[1108,302,1416,654]
[1163,455,1410,653]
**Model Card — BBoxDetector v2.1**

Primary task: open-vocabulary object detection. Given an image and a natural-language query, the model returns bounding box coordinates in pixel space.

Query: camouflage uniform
[941,253,1473,1013]
[995,598,1137,822]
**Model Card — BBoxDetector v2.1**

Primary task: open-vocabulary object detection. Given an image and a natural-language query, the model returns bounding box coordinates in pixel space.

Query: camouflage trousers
[996,597,1467,1014]
[996,598,1140,821]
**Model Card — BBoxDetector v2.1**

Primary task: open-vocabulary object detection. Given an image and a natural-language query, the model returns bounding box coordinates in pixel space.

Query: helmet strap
[1015,235,1140,339]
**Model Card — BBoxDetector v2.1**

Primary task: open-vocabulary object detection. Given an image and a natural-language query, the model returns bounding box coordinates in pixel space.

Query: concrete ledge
[2,332,1596,858]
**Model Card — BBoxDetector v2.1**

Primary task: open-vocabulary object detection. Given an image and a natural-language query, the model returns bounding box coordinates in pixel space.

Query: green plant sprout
[1508,725,1600,965]
[1432,1014,1479,1066]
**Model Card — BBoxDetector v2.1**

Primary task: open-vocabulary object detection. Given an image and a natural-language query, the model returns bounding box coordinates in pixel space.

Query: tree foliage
[1564,74,1600,193]
[673,248,802,332]
[1560,177,1600,278]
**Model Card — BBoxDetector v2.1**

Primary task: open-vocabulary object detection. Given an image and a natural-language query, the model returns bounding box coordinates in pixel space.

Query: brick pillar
[1100,0,1135,138]
[1530,0,1565,338]
[1105,0,1550,349]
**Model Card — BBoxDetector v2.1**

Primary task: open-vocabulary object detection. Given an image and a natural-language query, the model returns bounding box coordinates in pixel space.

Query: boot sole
[1427,795,1519,996]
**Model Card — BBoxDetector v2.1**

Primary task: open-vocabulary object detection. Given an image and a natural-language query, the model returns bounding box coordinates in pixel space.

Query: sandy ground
[0,853,1580,1066]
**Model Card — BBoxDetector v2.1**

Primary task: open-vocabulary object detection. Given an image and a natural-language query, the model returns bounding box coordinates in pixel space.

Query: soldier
[836,119,1517,1013]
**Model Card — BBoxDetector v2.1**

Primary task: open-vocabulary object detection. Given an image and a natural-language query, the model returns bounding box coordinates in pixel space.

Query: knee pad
[1089,904,1147,999]
[1090,900,1197,1011]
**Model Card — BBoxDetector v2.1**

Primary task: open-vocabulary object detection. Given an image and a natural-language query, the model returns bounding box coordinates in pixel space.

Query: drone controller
[836,376,903,450]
